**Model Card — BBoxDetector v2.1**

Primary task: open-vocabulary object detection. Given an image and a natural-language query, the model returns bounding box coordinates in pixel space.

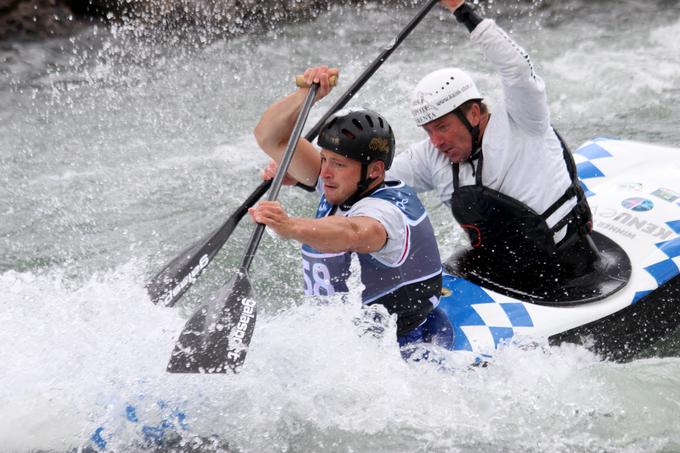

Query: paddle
[146,0,440,308]
[166,82,320,373]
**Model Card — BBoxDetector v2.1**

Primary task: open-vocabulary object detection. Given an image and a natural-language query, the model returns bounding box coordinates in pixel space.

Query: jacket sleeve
[387,142,436,193]
[471,19,551,136]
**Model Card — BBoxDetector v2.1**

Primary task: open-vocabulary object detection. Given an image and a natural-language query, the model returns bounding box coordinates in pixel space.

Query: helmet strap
[453,108,482,160]
[340,163,379,210]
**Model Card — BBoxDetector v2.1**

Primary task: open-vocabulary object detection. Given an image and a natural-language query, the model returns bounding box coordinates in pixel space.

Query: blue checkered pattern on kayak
[574,138,616,198]
[439,274,534,352]
[636,222,680,301]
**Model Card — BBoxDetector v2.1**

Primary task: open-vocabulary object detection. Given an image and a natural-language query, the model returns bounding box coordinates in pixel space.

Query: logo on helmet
[368,137,390,154]
[412,91,428,106]
[411,90,439,125]
[321,131,340,146]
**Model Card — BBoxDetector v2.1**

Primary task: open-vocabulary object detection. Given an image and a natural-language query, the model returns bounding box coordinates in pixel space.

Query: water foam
[3,260,680,452]
[0,264,183,451]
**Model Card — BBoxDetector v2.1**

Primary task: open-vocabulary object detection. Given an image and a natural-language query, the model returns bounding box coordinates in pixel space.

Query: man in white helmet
[387,0,597,290]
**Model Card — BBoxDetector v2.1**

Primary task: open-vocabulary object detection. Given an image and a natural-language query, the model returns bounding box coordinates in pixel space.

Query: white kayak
[86,137,680,451]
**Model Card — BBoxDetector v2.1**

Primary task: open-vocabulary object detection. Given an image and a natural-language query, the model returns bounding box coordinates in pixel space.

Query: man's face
[422,111,474,163]
[319,149,362,205]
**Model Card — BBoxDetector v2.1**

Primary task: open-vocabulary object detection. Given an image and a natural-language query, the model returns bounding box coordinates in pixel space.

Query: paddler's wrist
[453,2,483,33]
[283,217,305,242]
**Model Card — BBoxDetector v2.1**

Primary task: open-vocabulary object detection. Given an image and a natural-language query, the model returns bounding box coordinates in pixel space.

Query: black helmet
[317,108,395,170]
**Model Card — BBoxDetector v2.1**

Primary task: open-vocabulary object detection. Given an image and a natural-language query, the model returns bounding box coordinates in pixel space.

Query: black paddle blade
[146,231,217,307]
[166,272,257,373]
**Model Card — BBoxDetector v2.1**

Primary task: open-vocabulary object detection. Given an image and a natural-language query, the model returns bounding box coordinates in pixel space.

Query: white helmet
[411,68,482,127]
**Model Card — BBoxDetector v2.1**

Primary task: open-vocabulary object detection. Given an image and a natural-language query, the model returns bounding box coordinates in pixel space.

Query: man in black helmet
[251,66,447,342]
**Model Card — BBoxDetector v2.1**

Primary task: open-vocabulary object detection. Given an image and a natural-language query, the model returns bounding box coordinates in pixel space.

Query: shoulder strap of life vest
[451,151,483,190]
[542,129,593,238]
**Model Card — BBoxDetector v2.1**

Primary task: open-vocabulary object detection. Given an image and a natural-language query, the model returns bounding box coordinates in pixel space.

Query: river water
[2,1,680,451]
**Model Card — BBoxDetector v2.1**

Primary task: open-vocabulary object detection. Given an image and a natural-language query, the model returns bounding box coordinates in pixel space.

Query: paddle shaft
[239,84,319,273]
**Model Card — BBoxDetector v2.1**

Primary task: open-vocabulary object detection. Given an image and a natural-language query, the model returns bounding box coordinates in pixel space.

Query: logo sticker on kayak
[617,182,643,192]
[621,197,654,212]
[651,188,680,203]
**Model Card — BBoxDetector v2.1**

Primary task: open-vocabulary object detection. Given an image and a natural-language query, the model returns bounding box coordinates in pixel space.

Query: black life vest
[450,132,595,285]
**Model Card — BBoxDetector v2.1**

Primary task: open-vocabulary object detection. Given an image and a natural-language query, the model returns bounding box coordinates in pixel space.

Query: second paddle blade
[166,272,257,373]
[146,235,213,307]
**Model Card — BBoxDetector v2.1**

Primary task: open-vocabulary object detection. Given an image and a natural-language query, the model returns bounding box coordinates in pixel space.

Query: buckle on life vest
[574,202,588,215]
[581,219,593,235]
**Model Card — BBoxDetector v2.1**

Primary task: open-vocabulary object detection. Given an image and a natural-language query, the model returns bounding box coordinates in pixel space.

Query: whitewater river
[2,1,680,451]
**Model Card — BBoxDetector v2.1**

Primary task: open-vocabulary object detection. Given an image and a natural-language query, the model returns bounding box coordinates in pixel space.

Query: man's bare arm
[249,201,387,254]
